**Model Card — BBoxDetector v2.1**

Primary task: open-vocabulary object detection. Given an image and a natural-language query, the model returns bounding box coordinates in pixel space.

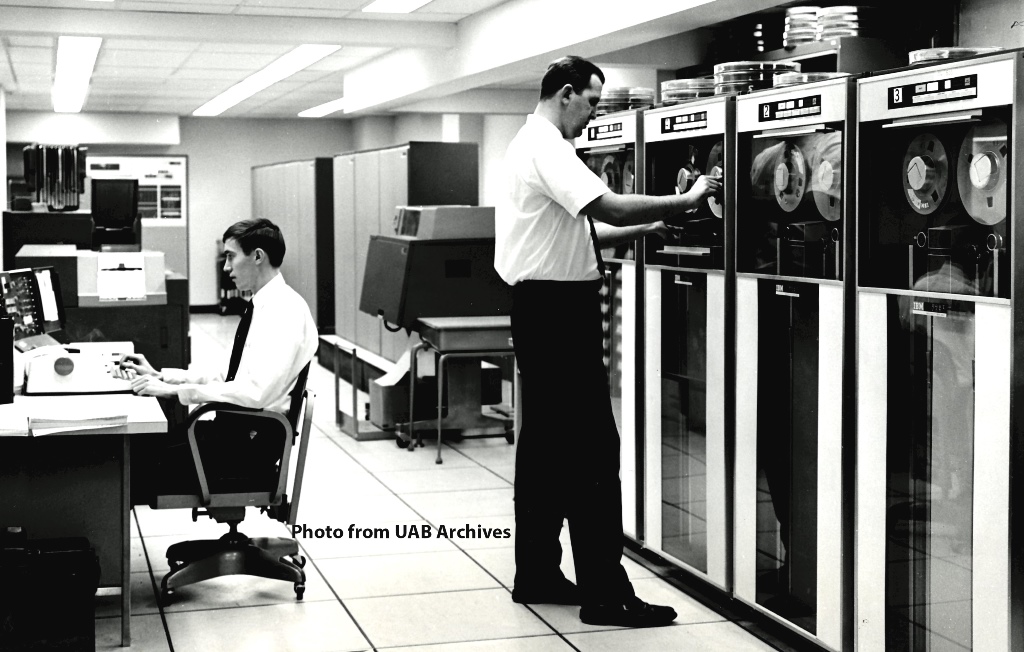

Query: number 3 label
[893,88,902,104]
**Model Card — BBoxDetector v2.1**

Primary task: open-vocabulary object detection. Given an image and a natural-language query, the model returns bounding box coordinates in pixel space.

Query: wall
[7,115,354,306]
[959,0,1024,48]
[481,114,526,207]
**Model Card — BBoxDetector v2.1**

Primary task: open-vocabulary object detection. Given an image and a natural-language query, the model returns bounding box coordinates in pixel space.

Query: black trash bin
[0,530,101,652]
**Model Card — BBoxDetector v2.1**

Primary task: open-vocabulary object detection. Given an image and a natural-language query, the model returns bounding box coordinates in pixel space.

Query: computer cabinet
[333,141,479,362]
[251,158,333,333]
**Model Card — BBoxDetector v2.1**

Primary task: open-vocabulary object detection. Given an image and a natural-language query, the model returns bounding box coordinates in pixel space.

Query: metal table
[406,316,514,463]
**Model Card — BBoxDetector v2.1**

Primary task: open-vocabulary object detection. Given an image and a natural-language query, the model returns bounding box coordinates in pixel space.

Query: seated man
[125,218,318,503]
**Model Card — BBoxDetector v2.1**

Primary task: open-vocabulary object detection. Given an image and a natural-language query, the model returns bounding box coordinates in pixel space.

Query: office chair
[153,363,314,602]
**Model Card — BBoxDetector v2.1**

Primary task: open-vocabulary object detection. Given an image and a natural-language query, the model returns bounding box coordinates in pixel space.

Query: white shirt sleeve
[162,366,222,385]
[525,138,609,219]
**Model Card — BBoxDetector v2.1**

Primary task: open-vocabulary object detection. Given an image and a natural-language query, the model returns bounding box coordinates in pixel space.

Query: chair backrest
[286,362,311,430]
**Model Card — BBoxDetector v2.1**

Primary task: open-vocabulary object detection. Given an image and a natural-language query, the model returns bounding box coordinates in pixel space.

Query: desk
[407,316,515,464]
[0,394,167,647]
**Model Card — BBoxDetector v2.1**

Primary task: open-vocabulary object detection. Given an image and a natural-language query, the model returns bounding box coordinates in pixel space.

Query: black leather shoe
[511,578,581,605]
[579,596,677,627]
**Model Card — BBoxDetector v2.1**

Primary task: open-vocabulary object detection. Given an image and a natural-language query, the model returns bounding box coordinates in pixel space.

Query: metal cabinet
[251,158,333,333]
[332,141,480,362]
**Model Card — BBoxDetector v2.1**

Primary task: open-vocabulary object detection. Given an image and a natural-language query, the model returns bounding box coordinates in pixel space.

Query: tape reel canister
[956,120,1008,226]
[706,141,725,218]
[808,132,843,222]
[902,133,949,215]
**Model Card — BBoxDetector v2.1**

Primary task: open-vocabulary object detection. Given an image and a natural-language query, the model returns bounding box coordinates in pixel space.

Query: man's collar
[251,271,284,306]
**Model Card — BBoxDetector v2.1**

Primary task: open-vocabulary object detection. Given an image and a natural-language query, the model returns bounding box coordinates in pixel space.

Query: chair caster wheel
[396,436,409,449]
[294,583,305,601]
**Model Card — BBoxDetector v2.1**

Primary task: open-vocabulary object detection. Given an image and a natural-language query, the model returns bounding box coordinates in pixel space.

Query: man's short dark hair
[540,56,605,100]
[223,218,286,268]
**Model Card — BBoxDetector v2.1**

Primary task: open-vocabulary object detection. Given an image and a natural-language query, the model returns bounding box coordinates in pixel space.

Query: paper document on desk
[29,413,127,436]
[24,395,128,435]
[0,403,29,436]
[97,253,146,301]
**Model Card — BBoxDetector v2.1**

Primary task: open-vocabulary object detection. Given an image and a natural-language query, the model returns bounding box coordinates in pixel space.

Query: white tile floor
[98,313,780,651]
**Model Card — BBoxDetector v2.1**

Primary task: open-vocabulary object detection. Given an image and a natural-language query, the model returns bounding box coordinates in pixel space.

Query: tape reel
[623,161,635,195]
[706,141,725,218]
[956,120,1008,226]
[676,145,702,213]
[808,132,843,222]
[599,155,622,194]
[902,133,949,215]
[773,142,807,213]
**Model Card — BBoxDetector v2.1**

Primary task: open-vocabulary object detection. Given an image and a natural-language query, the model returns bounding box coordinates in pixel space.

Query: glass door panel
[885,295,974,652]
[659,270,708,572]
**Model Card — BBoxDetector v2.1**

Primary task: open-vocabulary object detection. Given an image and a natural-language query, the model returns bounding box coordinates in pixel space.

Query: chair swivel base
[161,532,307,602]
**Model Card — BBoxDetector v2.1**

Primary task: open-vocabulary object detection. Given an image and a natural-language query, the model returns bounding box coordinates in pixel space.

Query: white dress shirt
[495,113,610,284]
[161,273,318,414]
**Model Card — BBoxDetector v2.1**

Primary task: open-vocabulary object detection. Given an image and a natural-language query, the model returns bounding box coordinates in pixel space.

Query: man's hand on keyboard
[119,353,158,378]
[110,364,136,381]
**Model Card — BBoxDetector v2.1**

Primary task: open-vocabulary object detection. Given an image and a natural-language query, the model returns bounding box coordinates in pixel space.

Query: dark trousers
[511,279,633,606]
[131,412,286,506]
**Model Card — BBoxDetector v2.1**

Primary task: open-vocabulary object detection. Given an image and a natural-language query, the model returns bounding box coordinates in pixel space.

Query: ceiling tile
[235,6,352,18]
[349,11,465,21]
[10,62,52,78]
[170,68,247,80]
[7,47,53,66]
[118,2,236,13]
[242,0,365,8]
[181,51,278,70]
[127,0,241,4]
[418,0,505,13]
[97,49,193,69]
[103,39,200,52]
[6,36,54,48]
[92,66,177,79]
[193,43,292,55]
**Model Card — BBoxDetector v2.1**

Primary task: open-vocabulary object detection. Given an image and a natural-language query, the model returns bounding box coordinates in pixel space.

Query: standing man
[124,218,318,501]
[495,56,721,628]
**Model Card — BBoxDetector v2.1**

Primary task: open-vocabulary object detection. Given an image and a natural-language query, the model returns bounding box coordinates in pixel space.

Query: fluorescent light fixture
[361,0,432,13]
[299,97,346,118]
[193,44,341,117]
[52,36,102,113]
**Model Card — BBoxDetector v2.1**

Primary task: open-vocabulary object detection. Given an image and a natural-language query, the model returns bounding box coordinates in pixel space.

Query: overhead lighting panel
[299,97,347,118]
[193,44,341,117]
[52,36,103,113]
[361,0,432,13]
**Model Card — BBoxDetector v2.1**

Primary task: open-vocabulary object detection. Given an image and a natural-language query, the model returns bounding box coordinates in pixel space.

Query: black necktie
[587,215,606,276]
[226,301,254,381]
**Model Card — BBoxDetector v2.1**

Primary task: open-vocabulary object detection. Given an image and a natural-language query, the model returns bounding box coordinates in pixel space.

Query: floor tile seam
[159,595,342,616]
[369,632,579,651]
[132,507,178,652]
[429,439,516,485]
[391,486,514,498]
